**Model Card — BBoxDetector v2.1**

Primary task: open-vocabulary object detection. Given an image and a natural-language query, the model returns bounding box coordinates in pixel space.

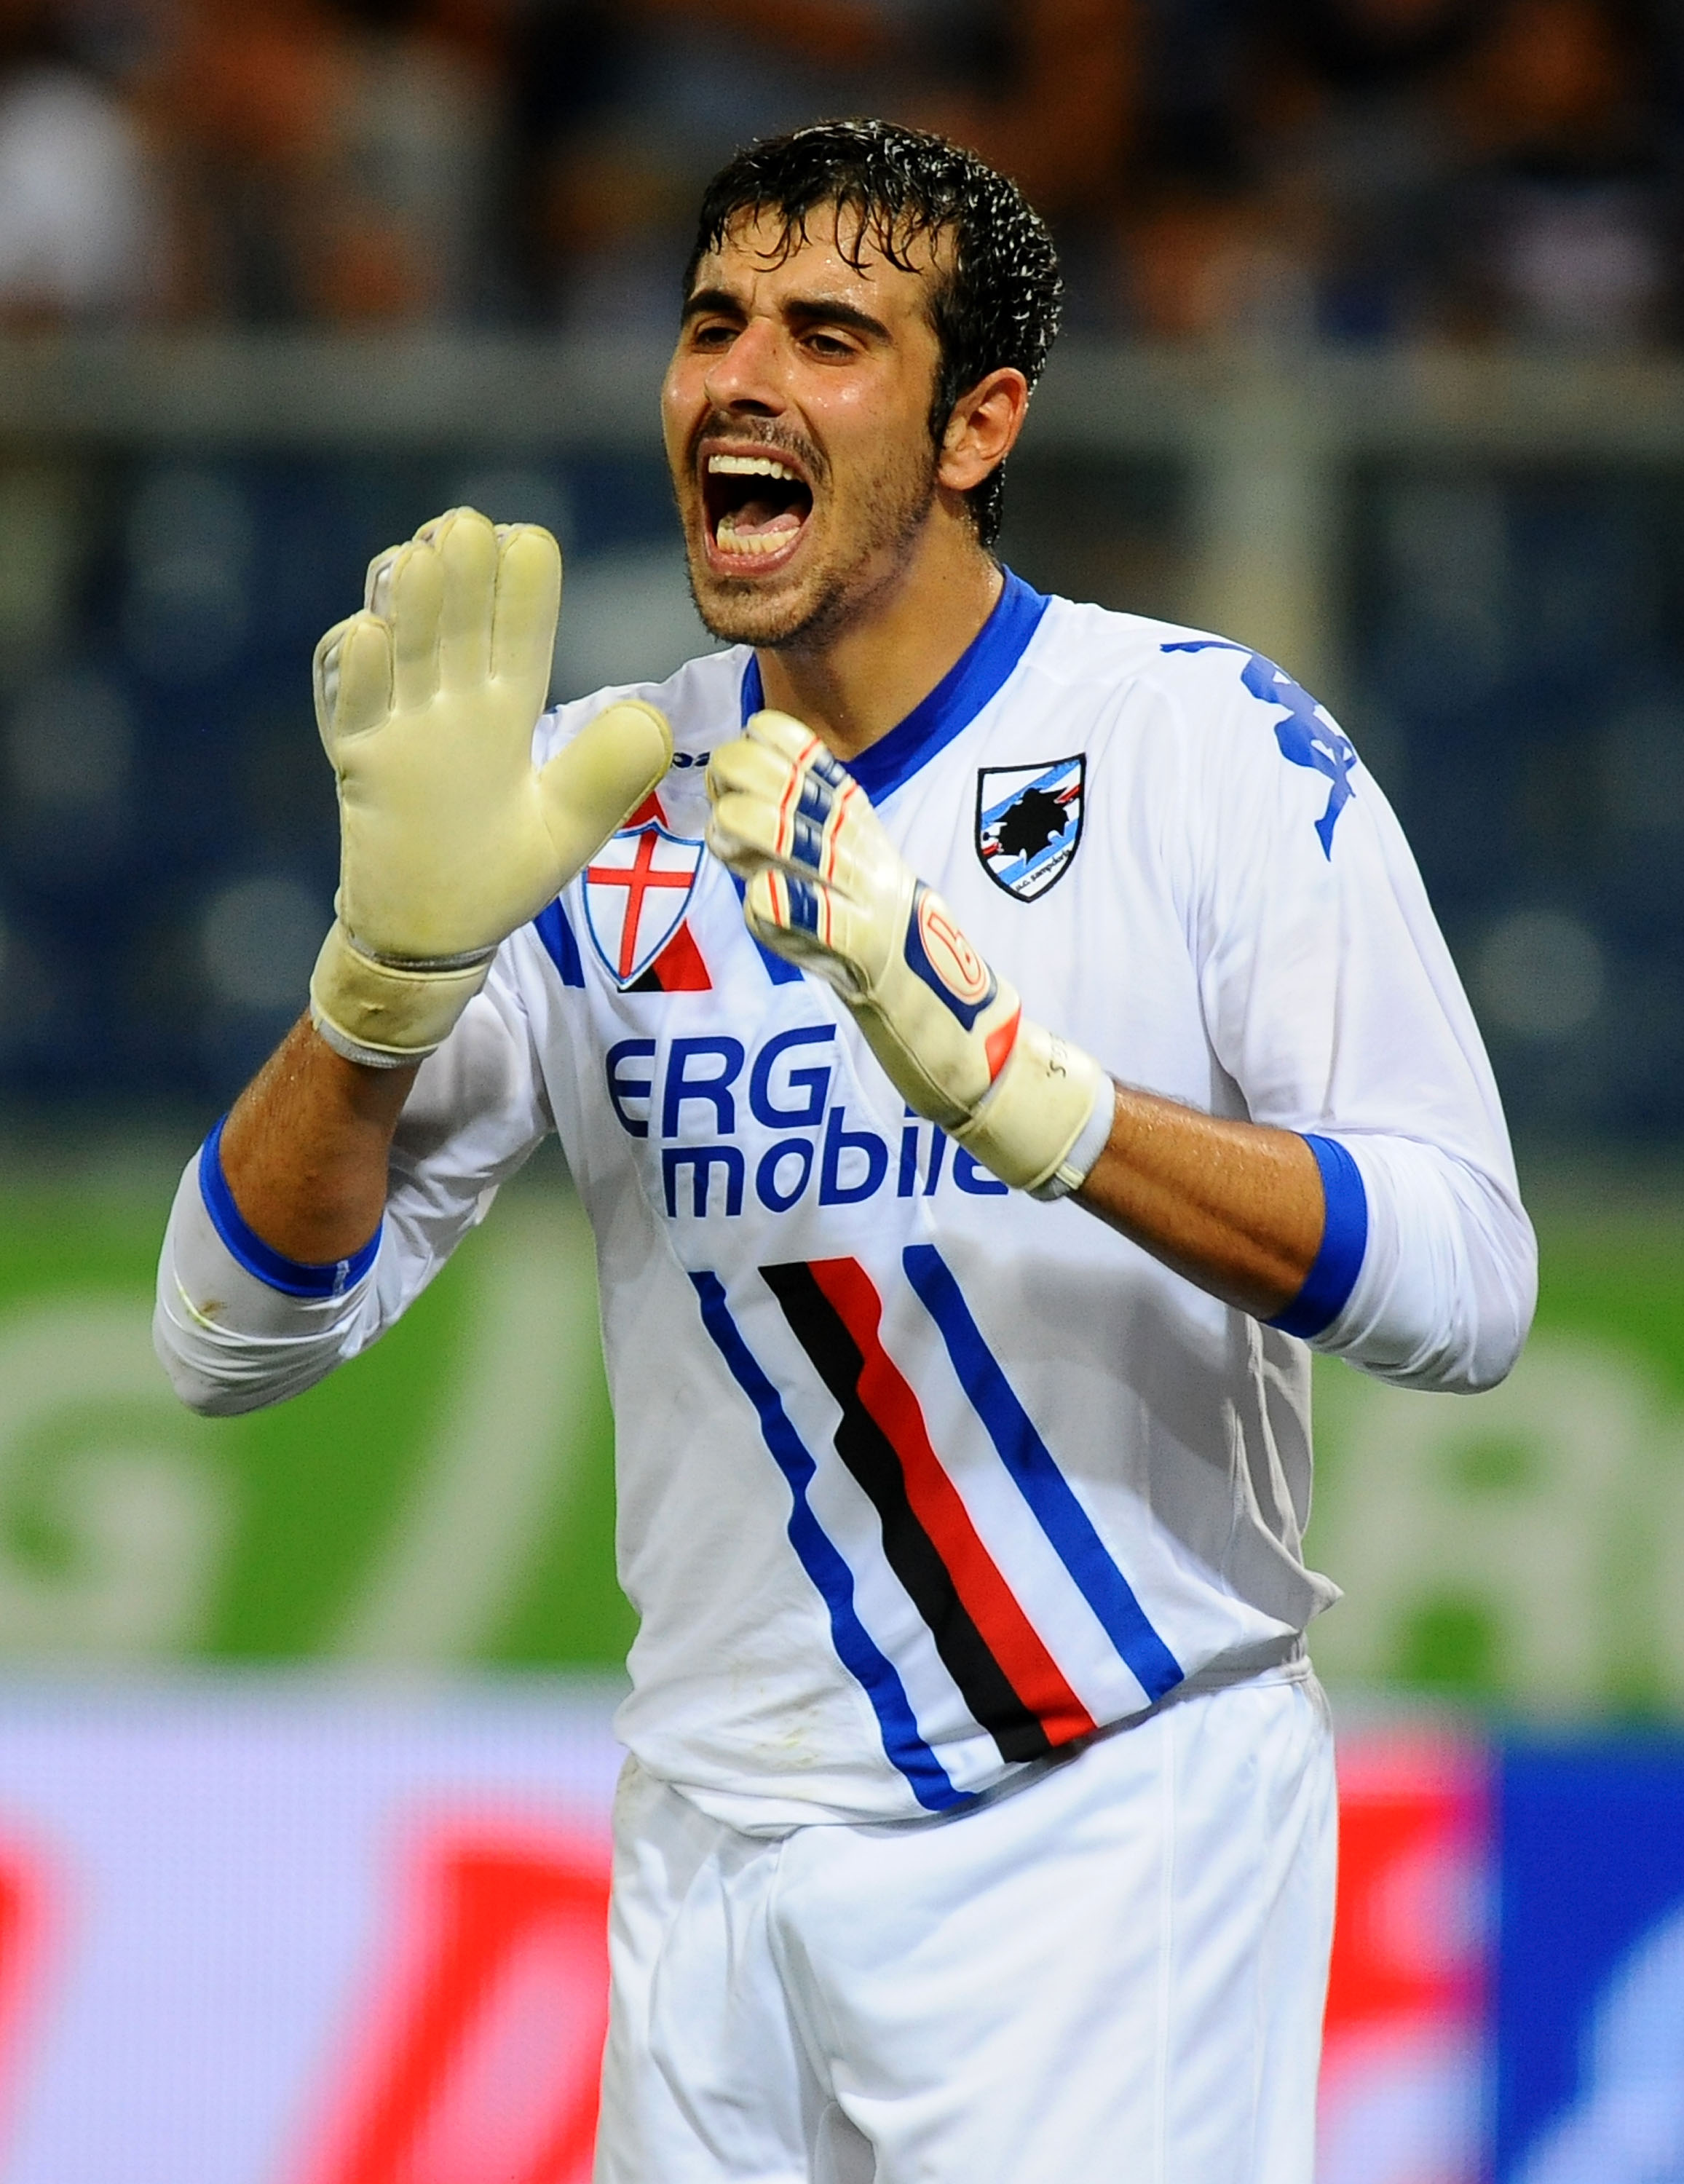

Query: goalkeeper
[157,121,1535,2183]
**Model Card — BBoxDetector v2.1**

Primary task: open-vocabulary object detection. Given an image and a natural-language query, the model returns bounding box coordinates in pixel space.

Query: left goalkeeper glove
[309,508,671,1067]
[706,710,1113,1198]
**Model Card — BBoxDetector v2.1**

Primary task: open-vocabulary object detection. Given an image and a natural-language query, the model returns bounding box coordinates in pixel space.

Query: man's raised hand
[309,508,671,1066]
[706,710,1111,1198]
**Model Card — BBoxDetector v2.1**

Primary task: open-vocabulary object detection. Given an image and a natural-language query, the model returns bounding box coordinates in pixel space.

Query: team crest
[976,756,1085,901]
[583,822,706,989]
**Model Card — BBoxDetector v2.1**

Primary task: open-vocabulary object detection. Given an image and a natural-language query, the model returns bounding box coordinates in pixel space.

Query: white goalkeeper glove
[309,507,672,1067]
[706,710,1114,1198]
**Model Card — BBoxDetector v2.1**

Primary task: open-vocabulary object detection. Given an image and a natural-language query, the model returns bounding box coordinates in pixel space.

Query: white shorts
[596,1668,1337,2184]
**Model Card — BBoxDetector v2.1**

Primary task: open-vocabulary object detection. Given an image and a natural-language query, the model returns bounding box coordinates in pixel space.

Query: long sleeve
[154,967,554,1416]
[1176,642,1537,1392]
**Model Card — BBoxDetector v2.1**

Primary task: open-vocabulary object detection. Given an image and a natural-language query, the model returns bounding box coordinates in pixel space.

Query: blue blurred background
[0,4,1682,2180]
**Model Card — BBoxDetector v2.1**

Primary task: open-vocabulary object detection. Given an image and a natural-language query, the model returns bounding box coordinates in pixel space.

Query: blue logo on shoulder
[1163,641,1358,858]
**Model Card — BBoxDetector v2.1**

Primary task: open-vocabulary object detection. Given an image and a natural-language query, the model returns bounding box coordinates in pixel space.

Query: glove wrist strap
[309,922,494,1069]
[1026,1071,1117,1201]
[957,1023,1110,1196]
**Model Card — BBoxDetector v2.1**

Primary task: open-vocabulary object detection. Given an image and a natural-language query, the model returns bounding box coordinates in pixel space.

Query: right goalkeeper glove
[707,710,1114,1198]
[309,507,672,1067]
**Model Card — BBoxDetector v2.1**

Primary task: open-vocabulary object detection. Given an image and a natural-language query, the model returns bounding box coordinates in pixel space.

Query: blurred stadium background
[0,0,1680,2177]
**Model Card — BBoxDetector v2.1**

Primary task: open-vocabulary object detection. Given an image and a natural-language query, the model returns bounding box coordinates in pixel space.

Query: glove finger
[536,699,672,885]
[712,749,853,869]
[491,524,563,704]
[363,541,403,617]
[743,869,865,999]
[704,804,773,882]
[314,616,352,741]
[705,734,809,815]
[426,507,497,695]
[705,786,793,874]
[743,708,838,775]
[315,613,392,747]
[383,539,445,714]
[413,505,467,546]
[713,779,875,903]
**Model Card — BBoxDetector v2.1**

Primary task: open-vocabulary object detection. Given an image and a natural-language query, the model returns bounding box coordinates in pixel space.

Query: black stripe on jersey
[760,1260,1052,1765]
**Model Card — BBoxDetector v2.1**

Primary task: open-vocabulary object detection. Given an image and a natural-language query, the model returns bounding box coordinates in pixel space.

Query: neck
[754,519,1003,762]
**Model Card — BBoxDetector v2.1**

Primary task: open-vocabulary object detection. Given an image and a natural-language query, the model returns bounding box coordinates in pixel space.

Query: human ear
[936,368,1032,496]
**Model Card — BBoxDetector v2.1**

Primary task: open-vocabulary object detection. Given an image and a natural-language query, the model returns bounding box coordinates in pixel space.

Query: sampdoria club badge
[976,756,1085,901]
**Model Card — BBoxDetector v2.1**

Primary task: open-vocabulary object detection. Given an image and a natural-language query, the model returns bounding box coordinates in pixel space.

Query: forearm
[152,1018,407,1417]
[158,981,557,1416]
[218,1015,417,1265]
[1070,1087,1535,1388]
[1075,1084,1324,1321]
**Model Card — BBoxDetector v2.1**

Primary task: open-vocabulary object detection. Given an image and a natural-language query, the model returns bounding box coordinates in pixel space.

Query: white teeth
[715,518,794,555]
[708,453,801,482]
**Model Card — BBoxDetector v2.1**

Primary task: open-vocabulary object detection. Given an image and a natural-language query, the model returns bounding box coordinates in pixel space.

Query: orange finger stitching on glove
[823,778,861,885]
[772,757,807,860]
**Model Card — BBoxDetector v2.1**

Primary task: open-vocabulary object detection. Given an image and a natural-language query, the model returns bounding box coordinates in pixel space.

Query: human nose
[702,318,786,415]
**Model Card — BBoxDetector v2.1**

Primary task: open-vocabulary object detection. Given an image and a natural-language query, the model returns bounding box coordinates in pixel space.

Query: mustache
[689,414,827,488]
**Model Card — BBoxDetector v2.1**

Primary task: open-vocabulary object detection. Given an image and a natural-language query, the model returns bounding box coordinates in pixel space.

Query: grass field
[1,1136,1678,1713]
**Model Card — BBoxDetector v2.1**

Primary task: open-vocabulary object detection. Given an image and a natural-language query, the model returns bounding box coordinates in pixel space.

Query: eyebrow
[681,288,893,343]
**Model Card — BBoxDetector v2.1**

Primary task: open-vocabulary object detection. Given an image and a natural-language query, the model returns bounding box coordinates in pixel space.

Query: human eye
[803,328,858,360]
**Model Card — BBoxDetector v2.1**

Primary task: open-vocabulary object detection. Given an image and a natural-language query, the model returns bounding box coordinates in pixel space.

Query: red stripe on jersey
[807,1257,1096,1747]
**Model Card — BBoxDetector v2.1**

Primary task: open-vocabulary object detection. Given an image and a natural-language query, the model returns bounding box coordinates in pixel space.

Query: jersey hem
[644,1637,1312,1837]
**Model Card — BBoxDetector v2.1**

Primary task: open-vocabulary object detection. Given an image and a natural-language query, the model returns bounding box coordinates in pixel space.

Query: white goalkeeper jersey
[157,574,1535,1828]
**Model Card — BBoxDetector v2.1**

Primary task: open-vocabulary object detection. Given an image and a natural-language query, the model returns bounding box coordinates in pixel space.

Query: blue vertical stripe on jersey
[738,570,1051,804]
[1267,1134,1369,1340]
[726,869,805,985]
[763,1258,1086,1765]
[533,896,586,986]
[199,1116,382,1298]
[689,1270,964,1811]
[904,1244,1184,1704]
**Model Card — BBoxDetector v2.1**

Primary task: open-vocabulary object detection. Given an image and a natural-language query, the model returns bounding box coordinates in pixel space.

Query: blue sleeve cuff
[197,1116,382,1299]
[1267,1133,1368,1340]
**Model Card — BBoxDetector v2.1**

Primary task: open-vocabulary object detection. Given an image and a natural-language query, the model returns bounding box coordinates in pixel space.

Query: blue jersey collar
[738,569,1050,803]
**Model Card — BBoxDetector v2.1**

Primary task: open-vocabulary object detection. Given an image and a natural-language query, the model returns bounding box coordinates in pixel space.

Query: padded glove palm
[310,508,671,1065]
[707,710,1110,1197]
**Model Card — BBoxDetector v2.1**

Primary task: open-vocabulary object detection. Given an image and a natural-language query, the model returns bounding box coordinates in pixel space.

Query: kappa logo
[1161,639,1359,857]
[583,822,707,989]
[976,756,1085,901]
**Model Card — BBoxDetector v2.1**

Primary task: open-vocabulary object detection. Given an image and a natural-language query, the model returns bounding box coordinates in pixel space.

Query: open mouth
[701,451,814,566]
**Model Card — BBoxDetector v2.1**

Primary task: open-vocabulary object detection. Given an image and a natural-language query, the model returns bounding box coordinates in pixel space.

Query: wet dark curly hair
[684,119,1062,550]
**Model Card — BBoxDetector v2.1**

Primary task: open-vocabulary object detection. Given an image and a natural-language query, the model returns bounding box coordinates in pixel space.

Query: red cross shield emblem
[582,823,706,989]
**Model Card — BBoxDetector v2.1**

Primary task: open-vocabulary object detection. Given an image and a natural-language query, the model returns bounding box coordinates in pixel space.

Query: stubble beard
[684,438,941,655]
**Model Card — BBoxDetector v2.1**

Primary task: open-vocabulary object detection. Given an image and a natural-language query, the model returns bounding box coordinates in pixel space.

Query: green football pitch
[0,1139,1679,1714]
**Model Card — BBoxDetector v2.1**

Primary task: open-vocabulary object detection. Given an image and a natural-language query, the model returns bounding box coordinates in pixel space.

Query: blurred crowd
[0,0,1681,348]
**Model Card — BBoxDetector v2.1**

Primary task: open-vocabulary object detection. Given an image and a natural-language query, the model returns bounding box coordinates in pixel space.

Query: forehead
[689,202,944,323]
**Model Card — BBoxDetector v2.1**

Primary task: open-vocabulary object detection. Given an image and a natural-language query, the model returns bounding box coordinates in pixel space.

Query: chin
[687,554,830,650]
